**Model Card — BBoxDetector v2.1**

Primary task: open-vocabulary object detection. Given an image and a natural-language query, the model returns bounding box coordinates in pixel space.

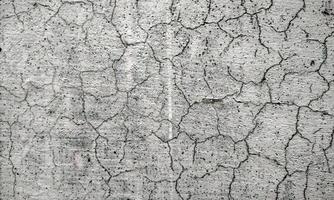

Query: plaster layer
[1,0,334,199]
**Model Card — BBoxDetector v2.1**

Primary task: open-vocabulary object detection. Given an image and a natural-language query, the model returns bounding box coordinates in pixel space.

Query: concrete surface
[1,0,334,199]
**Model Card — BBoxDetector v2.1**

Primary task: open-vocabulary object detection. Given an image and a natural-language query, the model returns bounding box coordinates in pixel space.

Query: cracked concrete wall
[0,0,334,199]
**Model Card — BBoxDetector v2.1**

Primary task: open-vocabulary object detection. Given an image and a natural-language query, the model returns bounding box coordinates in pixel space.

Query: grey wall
[1,0,334,199]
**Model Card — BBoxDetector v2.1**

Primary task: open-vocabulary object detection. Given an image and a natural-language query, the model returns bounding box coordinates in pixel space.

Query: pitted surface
[1,0,334,199]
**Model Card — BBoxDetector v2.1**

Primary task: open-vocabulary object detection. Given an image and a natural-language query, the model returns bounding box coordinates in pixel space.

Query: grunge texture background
[1,0,334,199]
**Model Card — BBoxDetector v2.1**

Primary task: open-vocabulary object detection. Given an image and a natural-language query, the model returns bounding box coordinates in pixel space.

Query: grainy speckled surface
[1,0,334,199]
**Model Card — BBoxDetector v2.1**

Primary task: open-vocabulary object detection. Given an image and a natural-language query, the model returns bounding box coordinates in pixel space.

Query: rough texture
[1,0,334,199]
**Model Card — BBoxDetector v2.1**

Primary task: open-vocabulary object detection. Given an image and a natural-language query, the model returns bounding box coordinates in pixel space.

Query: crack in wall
[1,0,334,199]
